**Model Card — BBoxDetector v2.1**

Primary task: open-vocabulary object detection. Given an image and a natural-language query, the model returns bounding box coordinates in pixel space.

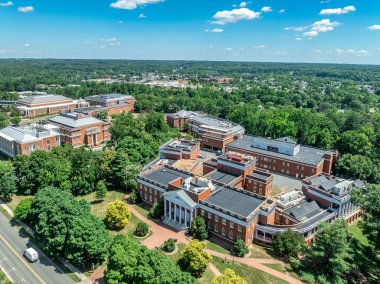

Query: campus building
[226,136,338,179]
[167,110,244,151]
[16,94,89,118]
[0,124,60,157]
[83,94,135,116]
[47,113,110,148]
[137,139,363,247]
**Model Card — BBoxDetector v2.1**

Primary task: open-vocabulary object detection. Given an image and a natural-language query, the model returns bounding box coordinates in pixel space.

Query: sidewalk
[0,200,92,284]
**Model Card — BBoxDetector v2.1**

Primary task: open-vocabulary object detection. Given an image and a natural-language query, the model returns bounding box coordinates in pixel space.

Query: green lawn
[206,241,230,255]
[198,267,216,284]
[134,203,150,218]
[212,256,289,284]
[250,243,275,259]
[348,223,380,283]
[263,263,303,281]
[164,243,186,264]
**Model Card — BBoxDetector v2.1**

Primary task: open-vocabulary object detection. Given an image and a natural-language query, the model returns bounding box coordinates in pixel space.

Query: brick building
[167,110,244,151]
[137,139,362,247]
[16,94,89,118]
[226,136,338,179]
[0,124,60,157]
[84,94,135,116]
[159,138,200,160]
[47,113,110,148]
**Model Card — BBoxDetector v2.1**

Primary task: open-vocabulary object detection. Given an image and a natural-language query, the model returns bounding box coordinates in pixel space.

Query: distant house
[0,124,60,157]
[16,94,88,118]
[47,113,110,148]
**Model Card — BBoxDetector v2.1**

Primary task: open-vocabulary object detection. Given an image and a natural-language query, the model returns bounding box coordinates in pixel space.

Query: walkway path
[126,200,304,284]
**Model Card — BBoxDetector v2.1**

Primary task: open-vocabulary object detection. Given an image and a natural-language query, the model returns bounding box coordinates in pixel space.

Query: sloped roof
[48,113,103,128]
[163,190,198,208]
[284,200,323,222]
[18,94,72,105]
[0,126,39,143]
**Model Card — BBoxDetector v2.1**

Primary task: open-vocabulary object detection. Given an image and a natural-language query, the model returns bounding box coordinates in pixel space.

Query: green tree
[272,230,305,260]
[212,268,247,284]
[128,190,141,204]
[134,222,149,237]
[231,239,249,257]
[96,180,107,200]
[335,154,379,183]
[148,201,164,219]
[301,220,353,283]
[338,131,372,156]
[9,115,21,125]
[104,201,131,230]
[70,147,96,195]
[105,235,196,284]
[179,240,212,277]
[352,184,380,250]
[190,216,208,241]
[0,161,16,201]
[14,198,33,221]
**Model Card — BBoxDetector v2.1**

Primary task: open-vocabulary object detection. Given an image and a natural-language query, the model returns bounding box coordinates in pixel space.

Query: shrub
[95,180,107,200]
[163,238,175,252]
[272,230,305,260]
[104,201,131,230]
[14,198,33,221]
[149,201,164,219]
[231,239,249,257]
[134,222,149,237]
[179,240,212,277]
[128,190,141,204]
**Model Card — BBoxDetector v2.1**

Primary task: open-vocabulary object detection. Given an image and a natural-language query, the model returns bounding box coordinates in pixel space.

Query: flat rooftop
[141,166,191,186]
[48,113,103,128]
[18,94,72,105]
[247,171,271,181]
[204,188,264,218]
[227,135,333,166]
[205,170,239,185]
[283,200,324,222]
[85,94,134,102]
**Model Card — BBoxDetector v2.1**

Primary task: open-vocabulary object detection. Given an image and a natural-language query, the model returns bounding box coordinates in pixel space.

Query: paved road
[0,213,72,284]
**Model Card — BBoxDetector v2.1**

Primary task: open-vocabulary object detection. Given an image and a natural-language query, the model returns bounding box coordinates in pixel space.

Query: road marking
[0,234,46,284]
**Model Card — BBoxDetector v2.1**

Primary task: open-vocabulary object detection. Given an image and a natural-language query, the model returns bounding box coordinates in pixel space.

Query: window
[238,225,242,232]
[207,221,211,229]
[222,227,226,236]
[215,215,219,222]
[144,193,147,200]
[285,219,289,225]
[149,188,152,193]
[230,221,234,229]
[237,234,241,240]
[259,188,263,195]
[154,190,157,195]
[149,196,152,202]
[214,223,218,232]
[201,209,205,216]
[222,218,226,225]
[229,231,233,239]
[208,212,212,219]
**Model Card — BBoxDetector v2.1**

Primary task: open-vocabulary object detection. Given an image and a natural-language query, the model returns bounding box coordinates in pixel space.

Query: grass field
[206,241,230,255]
[134,203,150,218]
[212,256,289,284]
[250,243,274,259]
[198,267,216,284]
[263,263,303,281]
[6,195,32,212]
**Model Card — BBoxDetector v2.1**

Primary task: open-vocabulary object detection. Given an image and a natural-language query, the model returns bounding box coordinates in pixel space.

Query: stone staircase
[163,217,188,231]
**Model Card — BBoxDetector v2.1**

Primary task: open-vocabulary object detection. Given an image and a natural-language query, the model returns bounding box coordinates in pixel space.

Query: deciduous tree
[212,268,247,284]
[104,201,131,230]
[179,240,212,277]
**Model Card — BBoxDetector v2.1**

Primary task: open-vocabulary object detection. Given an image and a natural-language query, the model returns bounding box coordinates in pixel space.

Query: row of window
[201,210,242,232]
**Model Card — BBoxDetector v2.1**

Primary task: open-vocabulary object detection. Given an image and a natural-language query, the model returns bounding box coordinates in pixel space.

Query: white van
[24,248,39,262]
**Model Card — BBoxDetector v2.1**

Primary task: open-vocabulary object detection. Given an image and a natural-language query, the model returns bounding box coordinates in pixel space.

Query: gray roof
[18,94,71,104]
[142,167,192,186]
[191,115,244,133]
[248,172,271,181]
[227,135,333,166]
[284,200,323,222]
[48,113,103,128]
[205,170,239,185]
[163,190,198,208]
[85,94,133,103]
[205,188,264,218]
[0,125,57,143]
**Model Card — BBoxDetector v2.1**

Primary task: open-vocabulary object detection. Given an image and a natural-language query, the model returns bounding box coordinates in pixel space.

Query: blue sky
[0,0,380,64]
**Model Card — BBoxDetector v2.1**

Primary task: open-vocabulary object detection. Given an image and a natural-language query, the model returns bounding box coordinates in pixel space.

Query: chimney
[75,113,83,120]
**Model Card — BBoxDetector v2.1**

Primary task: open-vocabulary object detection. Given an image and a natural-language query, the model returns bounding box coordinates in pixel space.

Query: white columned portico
[184,209,187,226]
[169,202,172,219]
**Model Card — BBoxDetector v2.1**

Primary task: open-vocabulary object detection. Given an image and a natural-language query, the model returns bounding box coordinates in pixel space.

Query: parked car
[24,248,39,262]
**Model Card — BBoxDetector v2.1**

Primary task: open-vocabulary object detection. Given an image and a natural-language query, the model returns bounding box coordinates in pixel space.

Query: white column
[185,209,187,227]
[164,200,167,217]
[169,202,172,219]
[174,204,177,222]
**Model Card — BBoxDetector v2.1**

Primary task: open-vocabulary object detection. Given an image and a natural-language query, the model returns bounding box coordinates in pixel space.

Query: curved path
[126,198,304,284]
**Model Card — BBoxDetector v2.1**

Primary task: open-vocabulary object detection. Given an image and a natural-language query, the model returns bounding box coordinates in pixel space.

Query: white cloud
[253,44,267,48]
[378,48,380,51]
[368,25,380,30]
[312,49,321,53]
[261,6,272,13]
[285,26,308,31]
[99,37,121,46]
[117,20,124,24]
[295,37,302,41]
[204,29,209,32]
[18,6,34,12]
[357,50,369,56]
[320,6,356,15]
[0,1,13,7]
[211,8,260,25]
[23,43,30,47]
[83,41,92,45]
[225,47,232,51]
[335,49,369,56]
[138,13,147,18]
[279,9,285,14]
[110,0,163,10]
[239,2,248,7]
[304,31,319,37]
[211,28,224,33]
